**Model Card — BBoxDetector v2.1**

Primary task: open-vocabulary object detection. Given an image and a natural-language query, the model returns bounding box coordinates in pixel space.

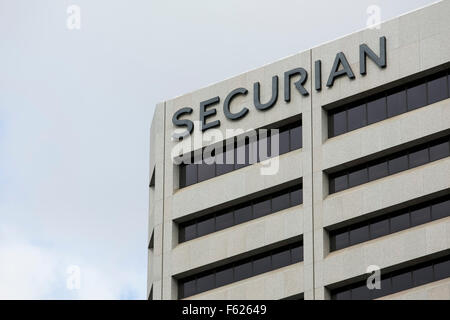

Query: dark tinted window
[271,192,290,212]
[253,256,271,275]
[427,75,448,104]
[331,174,348,193]
[409,148,429,168]
[351,285,370,300]
[390,212,410,233]
[347,104,366,131]
[410,206,431,227]
[216,149,234,176]
[197,217,215,237]
[197,274,215,292]
[215,211,234,231]
[349,225,369,245]
[290,189,303,206]
[407,82,427,111]
[367,96,387,124]
[413,266,433,286]
[183,280,196,297]
[368,161,388,181]
[387,90,407,118]
[392,272,413,292]
[253,199,271,219]
[216,268,234,287]
[431,200,450,220]
[335,290,351,300]
[198,160,215,182]
[333,232,349,251]
[272,249,291,269]
[370,219,389,239]
[388,155,408,174]
[234,262,252,281]
[348,168,368,187]
[290,126,302,150]
[291,246,303,263]
[434,260,450,280]
[331,110,347,136]
[234,143,248,169]
[258,136,271,161]
[429,141,449,161]
[372,278,392,299]
[234,205,252,224]
[183,223,197,242]
[185,163,198,186]
[278,129,290,155]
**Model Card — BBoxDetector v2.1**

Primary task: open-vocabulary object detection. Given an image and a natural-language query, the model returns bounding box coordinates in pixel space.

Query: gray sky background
[0,0,438,299]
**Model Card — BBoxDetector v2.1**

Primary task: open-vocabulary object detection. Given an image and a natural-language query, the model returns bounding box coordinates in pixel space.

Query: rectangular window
[215,268,233,287]
[216,149,234,176]
[431,199,450,221]
[253,199,271,219]
[331,110,347,136]
[272,249,291,269]
[427,74,448,104]
[331,255,450,300]
[387,90,407,118]
[234,205,252,225]
[391,272,413,292]
[388,155,408,175]
[179,122,302,188]
[367,96,387,124]
[429,140,450,161]
[328,68,450,138]
[408,148,429,168]
[253,256,271,276]
[390,212,410,233]
[413,265,433,286]
[347,104,367,131]
[348,167,368,188]
[349,224,369,246]
[330,174,348,193]
[215,211,234,231]
[181,223,197,242]
[278,129,290,155]
[271,192,290,213]
[368,161,388,181]
[370,218,389,239]
[197,217,215,237]
[197,274,215,293]
[329,195,450,252]
[332,232,349,251]
[407,82,427,111]
[178,183,302,243]
[178,241,303,299]
[410,206,431,227]
[184,163,198,187]
[290,188,303,207]
[290,126,302,150]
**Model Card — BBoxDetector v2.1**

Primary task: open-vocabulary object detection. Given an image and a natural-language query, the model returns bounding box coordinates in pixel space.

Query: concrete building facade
[147,1,450,300]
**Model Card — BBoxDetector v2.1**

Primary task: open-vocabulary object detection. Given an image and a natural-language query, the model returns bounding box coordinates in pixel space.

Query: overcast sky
[0,0,438,299]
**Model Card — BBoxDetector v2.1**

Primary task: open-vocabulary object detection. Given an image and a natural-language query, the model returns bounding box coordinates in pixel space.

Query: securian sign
[172,36,387,140]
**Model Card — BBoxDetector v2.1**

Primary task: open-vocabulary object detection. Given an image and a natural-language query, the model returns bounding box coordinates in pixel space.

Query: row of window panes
[329,69,450,138]
[329,136,450,194]
[179,185,303,243]
[330,195,450,251]
[179,123,302,188]
[331,255,450,300]
[178,242,303,299]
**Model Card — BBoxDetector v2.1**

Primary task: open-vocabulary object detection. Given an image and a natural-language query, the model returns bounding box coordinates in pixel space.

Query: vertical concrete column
[148,102,166,299]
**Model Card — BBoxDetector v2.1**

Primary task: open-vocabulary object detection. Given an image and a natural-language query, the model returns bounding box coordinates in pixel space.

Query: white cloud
[0,225,144,299]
